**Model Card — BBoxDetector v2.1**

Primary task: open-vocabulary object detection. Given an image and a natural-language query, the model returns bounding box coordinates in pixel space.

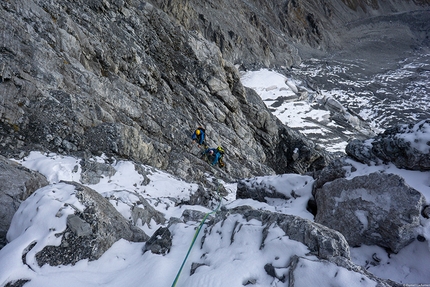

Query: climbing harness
[171,180,223,287]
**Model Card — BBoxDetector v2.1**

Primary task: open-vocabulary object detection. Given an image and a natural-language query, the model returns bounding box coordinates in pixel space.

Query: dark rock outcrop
[0,155,49,249]
[314,172,424,253]
[142,227,172,255]
[312,157,356,196]
[236,173,314,202]
[346,119,430,171]
[237,179,290,202]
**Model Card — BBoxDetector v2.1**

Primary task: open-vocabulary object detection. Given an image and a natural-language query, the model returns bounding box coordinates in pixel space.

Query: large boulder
[210,206,350,260]
[142,227,172,255]
[7,181,149,267]
[0,155,49,249]
[183,205,398,286]
[314,172,424,253]
[346,120,430,171]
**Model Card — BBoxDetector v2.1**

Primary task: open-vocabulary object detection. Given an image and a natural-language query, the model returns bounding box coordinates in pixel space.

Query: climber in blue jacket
[191,126,206,147]
[203,146,225,167]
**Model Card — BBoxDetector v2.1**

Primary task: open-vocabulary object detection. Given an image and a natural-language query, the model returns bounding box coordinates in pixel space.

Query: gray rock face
[67,214,92,237]
[346,120,430,171]
[150,0,428,69]
[0,0,331,185]
[0,155,48,249]
[131,201,166,228]
[315,172,424,253]
[181,209,208,223]
[35,181,149,266]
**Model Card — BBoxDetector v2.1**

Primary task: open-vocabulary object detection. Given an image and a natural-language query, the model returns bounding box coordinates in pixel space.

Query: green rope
[171,182,222,287]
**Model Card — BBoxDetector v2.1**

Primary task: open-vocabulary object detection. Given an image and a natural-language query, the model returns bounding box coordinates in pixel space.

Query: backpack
[217,146,225,168]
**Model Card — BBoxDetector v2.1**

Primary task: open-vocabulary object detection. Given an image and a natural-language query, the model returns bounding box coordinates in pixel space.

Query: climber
[203,146,225,168]
[191,126,206,148]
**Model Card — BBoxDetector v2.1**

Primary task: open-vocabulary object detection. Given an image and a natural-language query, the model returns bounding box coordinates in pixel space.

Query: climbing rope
[171,179,223,287]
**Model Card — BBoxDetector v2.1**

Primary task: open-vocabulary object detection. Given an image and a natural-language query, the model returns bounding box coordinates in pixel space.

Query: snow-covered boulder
[7,181,149,268]
[187,206,394,286]
[288,256,395,287]
[208,206,350,261]
[237,174,313,202]
[346,120,430,170]
[0,156,49,249]
[315,172,424,253]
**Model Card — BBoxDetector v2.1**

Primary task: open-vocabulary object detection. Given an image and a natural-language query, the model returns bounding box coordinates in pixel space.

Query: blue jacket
[192,129,205,145]
[204,148,221,165]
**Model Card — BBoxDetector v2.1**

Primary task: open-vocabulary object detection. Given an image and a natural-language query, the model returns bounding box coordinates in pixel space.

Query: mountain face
[150,0,429,68]
[1,1,430,285]
[0,0,429,184]
[0,0,316,183]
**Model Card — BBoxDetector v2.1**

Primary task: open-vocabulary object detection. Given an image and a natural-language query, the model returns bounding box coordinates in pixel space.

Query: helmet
[196,129,201,135]
[209,150,214,155]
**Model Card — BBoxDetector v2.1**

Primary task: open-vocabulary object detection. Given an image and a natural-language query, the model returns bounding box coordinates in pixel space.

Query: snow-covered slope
[0,151,429,286]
